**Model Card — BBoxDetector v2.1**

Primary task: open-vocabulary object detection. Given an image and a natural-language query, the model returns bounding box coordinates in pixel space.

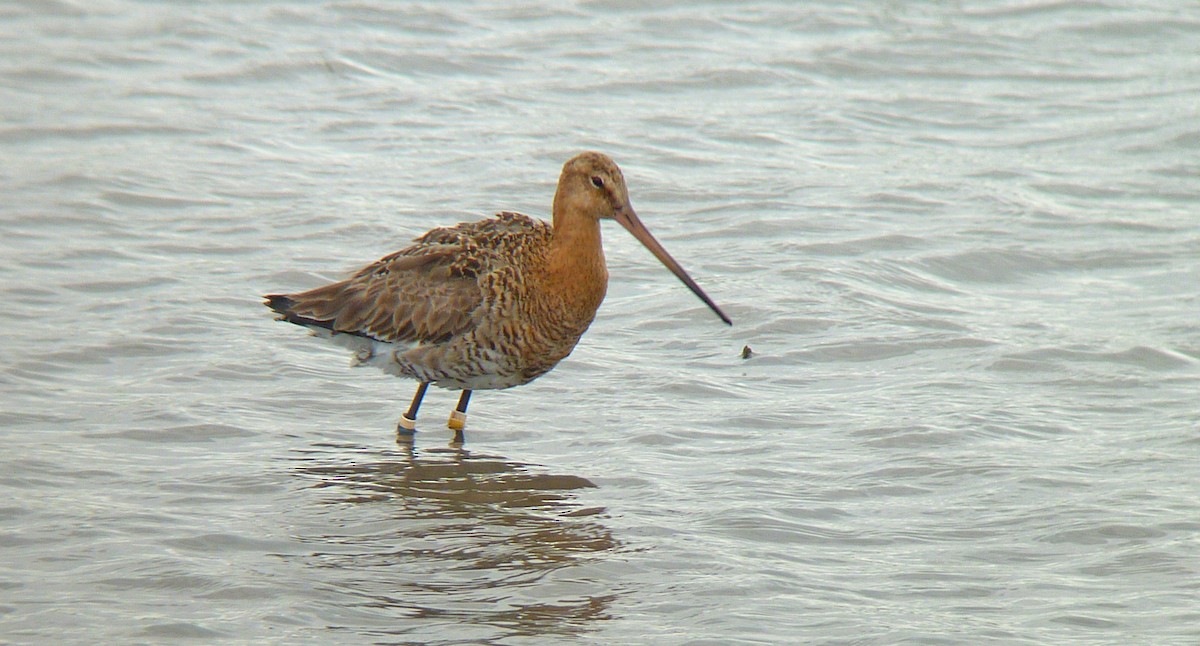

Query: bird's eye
[590,175,604,189]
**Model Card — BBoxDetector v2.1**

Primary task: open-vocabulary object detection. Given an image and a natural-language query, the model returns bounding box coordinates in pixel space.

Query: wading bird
[265,151,730,443]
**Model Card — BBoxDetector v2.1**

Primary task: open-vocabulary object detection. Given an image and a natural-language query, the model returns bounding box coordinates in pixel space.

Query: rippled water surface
[3,1,1199,643]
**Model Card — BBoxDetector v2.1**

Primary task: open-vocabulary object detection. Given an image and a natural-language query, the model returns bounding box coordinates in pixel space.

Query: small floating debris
[741,345,753,359]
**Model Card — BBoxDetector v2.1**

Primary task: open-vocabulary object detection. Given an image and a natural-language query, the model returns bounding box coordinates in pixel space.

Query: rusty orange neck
[546,209,609,324]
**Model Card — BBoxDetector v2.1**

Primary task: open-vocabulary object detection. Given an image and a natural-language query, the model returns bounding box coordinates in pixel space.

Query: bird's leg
[448,390,471,443]
[397,382,430,434]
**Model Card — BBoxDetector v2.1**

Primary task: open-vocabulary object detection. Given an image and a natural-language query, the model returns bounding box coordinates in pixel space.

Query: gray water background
[2,1,1199,644]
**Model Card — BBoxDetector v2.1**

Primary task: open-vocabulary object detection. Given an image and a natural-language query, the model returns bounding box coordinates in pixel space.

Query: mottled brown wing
[275,247,483,345]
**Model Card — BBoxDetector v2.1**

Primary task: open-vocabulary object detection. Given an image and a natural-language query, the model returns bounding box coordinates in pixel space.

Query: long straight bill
[614,207,732,326]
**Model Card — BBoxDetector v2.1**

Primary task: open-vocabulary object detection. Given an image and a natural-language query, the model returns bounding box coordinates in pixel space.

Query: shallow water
[3,1,1199,643]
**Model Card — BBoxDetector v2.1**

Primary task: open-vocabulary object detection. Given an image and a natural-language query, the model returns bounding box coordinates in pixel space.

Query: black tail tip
[264,294,295,316]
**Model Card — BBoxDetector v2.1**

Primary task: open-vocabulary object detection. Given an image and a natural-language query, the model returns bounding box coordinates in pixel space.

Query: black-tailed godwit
[265,151,730,442]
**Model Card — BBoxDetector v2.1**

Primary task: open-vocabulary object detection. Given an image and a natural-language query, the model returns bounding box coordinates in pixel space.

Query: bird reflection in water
[289,436,619,641]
